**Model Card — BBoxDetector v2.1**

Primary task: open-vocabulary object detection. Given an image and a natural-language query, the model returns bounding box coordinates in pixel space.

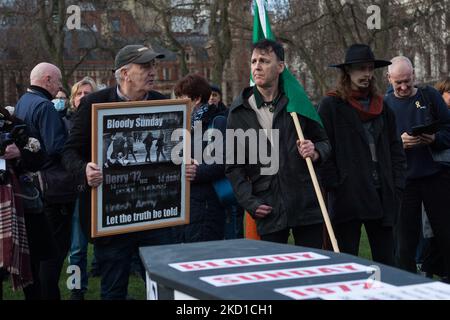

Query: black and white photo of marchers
[102,111,183,168]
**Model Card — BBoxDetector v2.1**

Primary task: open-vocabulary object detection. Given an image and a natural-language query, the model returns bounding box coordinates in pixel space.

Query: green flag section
[252,0,323,126]
[282,70,323,125]
[253,0,274,42]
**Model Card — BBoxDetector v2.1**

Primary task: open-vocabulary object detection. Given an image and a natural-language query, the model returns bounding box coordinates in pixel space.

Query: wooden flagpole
[290,113,340,253]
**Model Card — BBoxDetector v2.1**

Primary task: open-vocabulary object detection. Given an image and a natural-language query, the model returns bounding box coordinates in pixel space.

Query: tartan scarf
[191,103,218,130]
[0,169,33,290]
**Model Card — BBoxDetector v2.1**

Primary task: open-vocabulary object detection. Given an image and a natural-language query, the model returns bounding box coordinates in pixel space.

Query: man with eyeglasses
[62,45,174,299]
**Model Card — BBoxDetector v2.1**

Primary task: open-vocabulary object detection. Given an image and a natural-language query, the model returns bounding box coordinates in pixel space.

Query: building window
[163,68,170,81]
[111,19,120,32]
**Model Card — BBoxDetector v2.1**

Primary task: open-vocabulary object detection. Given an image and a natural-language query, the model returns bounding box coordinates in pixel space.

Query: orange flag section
[244,211,260,240]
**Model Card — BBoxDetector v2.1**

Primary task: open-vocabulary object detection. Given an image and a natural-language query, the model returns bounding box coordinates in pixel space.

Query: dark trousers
[396,171,450,281]
[39,202,74,300]
[23,255,42,300]
[95,228,174,300]
[0,267,42,301]
[260,223,324,249]
[0,213,56,300]
[23,212,57,300]
[125,147,137,161]
[145,146,152,162]
[224,205,244,239]
[175,197,226,243]
[334,219,395,266]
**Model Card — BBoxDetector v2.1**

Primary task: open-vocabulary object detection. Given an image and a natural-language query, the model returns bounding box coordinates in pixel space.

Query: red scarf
[328,90,383,121]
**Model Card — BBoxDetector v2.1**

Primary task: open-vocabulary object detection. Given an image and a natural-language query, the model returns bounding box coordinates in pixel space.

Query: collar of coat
[229,86,288,115]
[252,86,283,111]
[28,85,53,101]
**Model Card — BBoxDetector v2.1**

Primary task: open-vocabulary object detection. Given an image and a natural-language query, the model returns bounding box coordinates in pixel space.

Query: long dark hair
[335,67,379,101]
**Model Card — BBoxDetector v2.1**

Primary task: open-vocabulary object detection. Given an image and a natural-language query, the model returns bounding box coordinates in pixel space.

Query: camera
[0,123,28,184]
[0,124,28,156]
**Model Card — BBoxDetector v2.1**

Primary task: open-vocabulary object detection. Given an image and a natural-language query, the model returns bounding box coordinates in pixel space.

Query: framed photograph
[91,99,191,238]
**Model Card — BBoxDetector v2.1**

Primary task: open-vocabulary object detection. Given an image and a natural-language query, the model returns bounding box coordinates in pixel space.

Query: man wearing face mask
[15,62,75,299]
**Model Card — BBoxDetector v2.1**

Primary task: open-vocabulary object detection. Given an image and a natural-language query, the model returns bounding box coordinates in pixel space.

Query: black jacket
[225,87,331,235]
[175,103,227,242]
[61,86,167,242]
[318,96,406,226]
[190,103,227,199]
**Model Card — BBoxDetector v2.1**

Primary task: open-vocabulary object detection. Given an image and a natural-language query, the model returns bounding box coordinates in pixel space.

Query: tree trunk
[209,0,232,86]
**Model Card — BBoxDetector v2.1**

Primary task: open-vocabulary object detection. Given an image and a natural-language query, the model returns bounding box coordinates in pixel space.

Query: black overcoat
[318,96,406,226]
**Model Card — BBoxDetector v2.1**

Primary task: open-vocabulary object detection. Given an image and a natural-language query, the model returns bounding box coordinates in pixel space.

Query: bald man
[384,56,450,283]
[16,63,67,155]
[15,62,75,299]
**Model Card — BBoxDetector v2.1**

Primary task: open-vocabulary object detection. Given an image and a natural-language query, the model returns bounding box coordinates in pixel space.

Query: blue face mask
[52,98,66,111]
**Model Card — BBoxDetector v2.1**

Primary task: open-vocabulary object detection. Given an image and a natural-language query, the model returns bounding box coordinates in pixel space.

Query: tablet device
[410,121,441,136]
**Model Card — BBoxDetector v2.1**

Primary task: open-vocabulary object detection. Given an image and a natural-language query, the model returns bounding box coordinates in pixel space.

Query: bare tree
[2,0,449,106]
[208,0,232,86]
[1,1,108,91]
[35,0,109,89]
[267,0,449,101]
[137,0,210,77]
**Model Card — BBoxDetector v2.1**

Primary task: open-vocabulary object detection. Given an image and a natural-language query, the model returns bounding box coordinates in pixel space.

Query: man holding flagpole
[225,38,331,247]
[224,0,336,248]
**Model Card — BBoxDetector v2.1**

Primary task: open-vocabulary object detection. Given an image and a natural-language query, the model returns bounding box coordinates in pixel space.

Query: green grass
[2,228,372,300]
[2,244,146,300]
[286,226,372,260]
[358,226,372,260]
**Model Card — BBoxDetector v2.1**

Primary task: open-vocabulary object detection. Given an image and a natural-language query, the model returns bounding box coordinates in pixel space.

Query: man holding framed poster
[62,44,190,300]
[93,100,190,237]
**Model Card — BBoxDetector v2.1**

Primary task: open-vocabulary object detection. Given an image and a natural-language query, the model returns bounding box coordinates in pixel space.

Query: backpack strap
[206,113,237,206]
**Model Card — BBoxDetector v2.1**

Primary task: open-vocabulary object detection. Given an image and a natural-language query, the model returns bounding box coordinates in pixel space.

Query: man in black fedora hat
[61,44,175,299]
[317,44,406,265]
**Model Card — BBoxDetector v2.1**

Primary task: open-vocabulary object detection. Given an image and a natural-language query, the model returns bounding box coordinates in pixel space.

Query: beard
[357,79,370,87]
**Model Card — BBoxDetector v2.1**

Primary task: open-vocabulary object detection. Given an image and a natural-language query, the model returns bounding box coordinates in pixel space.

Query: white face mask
[52,98,66,111]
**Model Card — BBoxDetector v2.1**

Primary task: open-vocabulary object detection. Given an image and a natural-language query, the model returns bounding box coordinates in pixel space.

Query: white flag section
[250,0,270,87]
[169,252,329,272]
[200,263,375,287]
[256,0,268,37]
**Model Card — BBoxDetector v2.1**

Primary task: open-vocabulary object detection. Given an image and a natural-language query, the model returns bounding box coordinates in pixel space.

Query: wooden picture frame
[91,99,191,238]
